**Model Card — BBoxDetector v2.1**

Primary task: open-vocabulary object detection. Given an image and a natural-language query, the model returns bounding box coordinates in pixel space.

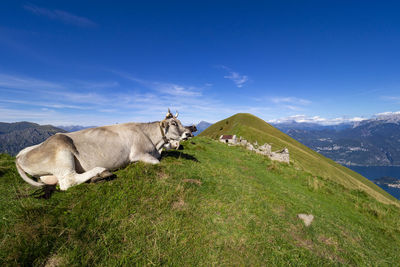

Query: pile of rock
[219,135,290,163]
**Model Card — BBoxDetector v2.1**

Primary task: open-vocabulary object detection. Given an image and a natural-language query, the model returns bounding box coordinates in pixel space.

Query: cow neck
[159,121,169,143]
[154,122,168,150]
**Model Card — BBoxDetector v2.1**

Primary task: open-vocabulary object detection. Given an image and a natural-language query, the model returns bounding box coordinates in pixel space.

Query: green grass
[1,137,400,265]
[200,113,398,206]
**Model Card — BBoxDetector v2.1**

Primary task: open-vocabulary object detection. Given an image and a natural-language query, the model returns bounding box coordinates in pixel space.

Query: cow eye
[171,121,177,126]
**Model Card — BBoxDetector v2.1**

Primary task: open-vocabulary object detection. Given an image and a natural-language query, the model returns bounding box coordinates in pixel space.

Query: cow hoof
[90,170,114,183]
[100,170,114,178]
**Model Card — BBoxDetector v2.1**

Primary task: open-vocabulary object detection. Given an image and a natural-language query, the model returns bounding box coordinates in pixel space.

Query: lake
[346,166,400,200]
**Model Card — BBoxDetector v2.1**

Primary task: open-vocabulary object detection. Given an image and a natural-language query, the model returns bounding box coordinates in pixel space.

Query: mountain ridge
[194,121,212,136]
[200,113,398,205]
[275,117,400,166]
[0,122,66,156]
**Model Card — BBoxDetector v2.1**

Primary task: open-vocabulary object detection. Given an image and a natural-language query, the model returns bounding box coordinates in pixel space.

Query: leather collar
[159,121,169,143]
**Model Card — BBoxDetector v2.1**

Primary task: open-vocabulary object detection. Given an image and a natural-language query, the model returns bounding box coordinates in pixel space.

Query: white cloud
[268,114,367,125]
[0,72,230,125]
[23,4,96,27]
[381,96,400,103]
[219,66,249,88]
[0,99,92,110]
[0,72,321,127]
[0,73,64,91]
[376,111,400,116]
[224,72,248,88]
[271,97,311,105]
[374,111,400,122]
[153,83,201,97]
[74,81,119,89]
[111,71,202,97]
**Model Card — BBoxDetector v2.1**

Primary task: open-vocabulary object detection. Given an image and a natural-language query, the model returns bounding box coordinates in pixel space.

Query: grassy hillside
[1,136,400,265]
[200,113,398,206]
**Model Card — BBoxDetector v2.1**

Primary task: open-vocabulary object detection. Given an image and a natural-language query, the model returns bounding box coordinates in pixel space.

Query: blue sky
[1,1,400,126]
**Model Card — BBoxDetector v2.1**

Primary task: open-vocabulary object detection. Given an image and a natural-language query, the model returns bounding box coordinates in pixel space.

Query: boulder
[297,214,314,226]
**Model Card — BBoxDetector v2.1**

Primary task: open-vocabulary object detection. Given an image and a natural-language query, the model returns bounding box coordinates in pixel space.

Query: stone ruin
[219,135,289,163]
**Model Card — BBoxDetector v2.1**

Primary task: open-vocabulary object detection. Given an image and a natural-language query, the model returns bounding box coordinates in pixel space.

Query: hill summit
[200,113,397,205]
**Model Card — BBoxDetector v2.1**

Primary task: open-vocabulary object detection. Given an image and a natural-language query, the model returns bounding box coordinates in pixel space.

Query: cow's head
[161,109,193,141]
[185,125,197,135]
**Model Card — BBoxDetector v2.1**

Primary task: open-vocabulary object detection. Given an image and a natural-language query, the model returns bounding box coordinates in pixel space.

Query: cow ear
[161,120,167,128]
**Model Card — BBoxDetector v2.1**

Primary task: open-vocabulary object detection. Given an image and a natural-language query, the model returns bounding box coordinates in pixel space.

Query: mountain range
[2,113,400,166]
[272,113,400,166]
[194,121,213,136]
[0,122,65,156]
[57,125,96,132]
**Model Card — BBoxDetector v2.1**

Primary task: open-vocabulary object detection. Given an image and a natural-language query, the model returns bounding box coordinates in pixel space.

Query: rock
[259,143,272,154]
[297,214,314,226]
[270,147,289,163]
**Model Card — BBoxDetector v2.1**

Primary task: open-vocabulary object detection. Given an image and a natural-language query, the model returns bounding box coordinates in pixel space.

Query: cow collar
[159,121,169,143]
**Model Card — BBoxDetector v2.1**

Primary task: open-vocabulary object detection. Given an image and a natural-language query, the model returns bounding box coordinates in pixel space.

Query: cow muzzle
[164,140,180,151]
[181,132,193,140]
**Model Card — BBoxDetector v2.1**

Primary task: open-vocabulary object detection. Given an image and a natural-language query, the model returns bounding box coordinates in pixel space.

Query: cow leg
[40,175,58,185]
[57,167,108,190]
[52,150,109,190]
[138,154,160,164]
[73,167,108,184]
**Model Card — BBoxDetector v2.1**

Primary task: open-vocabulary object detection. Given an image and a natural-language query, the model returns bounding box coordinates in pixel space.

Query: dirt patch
[183,179,202,185]
[288,225,345,264]
[318,235,338,248]
[290,231,313,250]
[45,254,64,267]
[172,197,186,210]
[158,172,169,180]
[340,227,362,243]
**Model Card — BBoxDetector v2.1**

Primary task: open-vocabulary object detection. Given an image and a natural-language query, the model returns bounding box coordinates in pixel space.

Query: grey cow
[16,109,192,190]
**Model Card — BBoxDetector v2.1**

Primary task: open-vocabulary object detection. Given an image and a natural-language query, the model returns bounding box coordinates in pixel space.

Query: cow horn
[175,111,179,118]
[166,108,172,118]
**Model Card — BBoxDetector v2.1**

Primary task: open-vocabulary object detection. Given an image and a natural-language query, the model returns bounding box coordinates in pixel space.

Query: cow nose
[182,132,191,140]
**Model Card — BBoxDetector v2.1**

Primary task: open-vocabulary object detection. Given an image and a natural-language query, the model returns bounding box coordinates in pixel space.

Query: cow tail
[15,161,44,187]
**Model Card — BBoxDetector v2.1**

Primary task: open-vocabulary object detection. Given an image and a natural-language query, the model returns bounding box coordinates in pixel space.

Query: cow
[185,125,197,135]
[15,109,193,191]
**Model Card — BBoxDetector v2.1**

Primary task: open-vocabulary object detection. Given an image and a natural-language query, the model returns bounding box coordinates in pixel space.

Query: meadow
[1,136,399,265]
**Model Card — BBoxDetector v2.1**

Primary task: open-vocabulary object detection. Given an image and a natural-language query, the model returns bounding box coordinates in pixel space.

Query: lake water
[346,166,400,200]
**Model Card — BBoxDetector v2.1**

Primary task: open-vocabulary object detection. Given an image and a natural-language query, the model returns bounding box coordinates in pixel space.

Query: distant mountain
[271,121,352,133]
[57,125,96,132]
[194,121,212,136]
[0,122,66,156]
[273,114,400,166]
